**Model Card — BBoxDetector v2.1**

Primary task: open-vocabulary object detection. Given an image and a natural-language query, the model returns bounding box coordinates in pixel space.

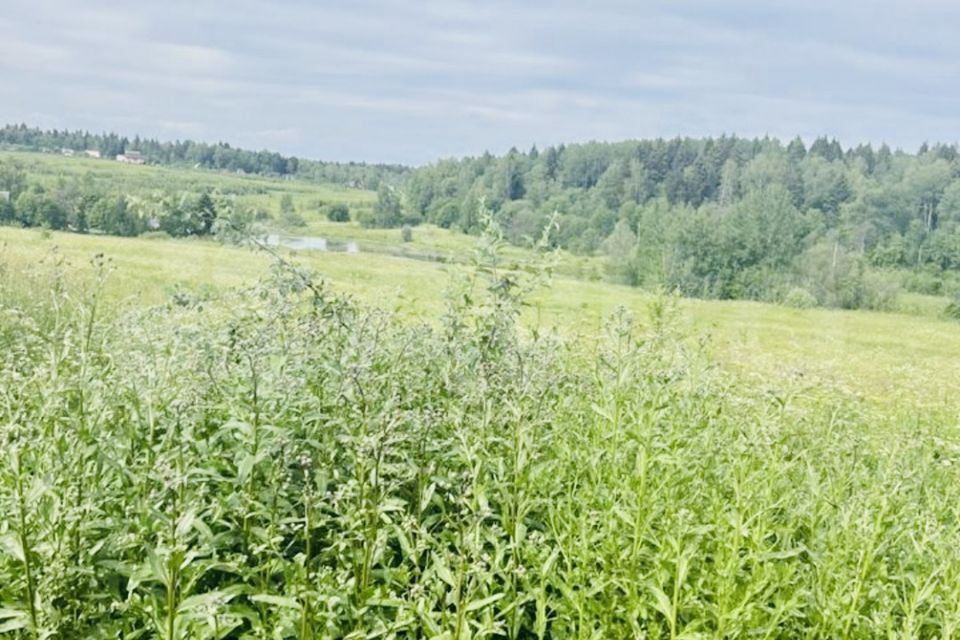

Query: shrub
[277,194,305,228]
[88,194,144,236]
[945,289,960,320]
[945,299,960,320]
[327,203,350,222]
[860,270,900,311]
[360,183,404,227]
[401,224,413,242]
[783,286,818,308]
[279,207,306,228]
[901,268,944,295]
[795,240,899,310]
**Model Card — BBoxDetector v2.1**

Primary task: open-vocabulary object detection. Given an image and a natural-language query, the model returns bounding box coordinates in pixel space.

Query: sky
[2,0,960,165]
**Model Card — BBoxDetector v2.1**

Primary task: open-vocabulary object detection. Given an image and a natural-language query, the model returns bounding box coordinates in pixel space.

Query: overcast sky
[2,1,959,164]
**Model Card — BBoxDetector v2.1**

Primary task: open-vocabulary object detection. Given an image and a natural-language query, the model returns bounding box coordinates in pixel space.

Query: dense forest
[394,136,960,308]
[0,124,407,189]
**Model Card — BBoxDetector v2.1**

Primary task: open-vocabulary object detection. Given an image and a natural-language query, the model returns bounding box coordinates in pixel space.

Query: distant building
[61,148,75,156]
[84,149,101,159]
[116,151,145,165]
[0,191,9,203]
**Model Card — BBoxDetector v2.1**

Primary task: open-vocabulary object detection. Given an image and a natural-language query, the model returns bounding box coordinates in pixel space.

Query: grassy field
[4,221,960,637]
[295,218,607,277]
[3,225,959,413]
[5,156,960,637]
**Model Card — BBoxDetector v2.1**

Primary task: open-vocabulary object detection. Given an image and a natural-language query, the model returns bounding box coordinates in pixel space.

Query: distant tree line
[384,136,960,309]
[0,124,409,189]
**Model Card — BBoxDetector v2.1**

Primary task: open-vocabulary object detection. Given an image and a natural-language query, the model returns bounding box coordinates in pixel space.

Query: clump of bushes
[902,268,945,295]
[783,286,817,309]
[945,290,960,319]
[278,193,306,228]
[945,300,960,319]
[794,240,900,310]
[326,203,350,222]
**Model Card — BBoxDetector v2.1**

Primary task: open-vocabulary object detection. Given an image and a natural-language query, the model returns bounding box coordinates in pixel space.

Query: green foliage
[0,160,27,200]
[0,200,15,226]
[1,243,960,638]
[783,286,818,309]
[279,193,295,215]
[945,294,960,320]
[278,194,306,228]
[902,267,946,296]
[326,202,350,222]
[158,194,210,237]
[13,189,69,230]
[796,240,899,310]
[196,191,217,234]
[402,136,960,309]
[87,194,143,236]
[602,218,637,284]
[360,184,406,228]
[400,224,413,242]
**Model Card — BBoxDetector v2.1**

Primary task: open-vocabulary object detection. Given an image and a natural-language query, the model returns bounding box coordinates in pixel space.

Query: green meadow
[4,157,960,638]
[3,223,957,412]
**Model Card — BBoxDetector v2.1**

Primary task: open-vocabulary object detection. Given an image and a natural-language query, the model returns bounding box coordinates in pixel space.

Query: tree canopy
[400,135,960,308]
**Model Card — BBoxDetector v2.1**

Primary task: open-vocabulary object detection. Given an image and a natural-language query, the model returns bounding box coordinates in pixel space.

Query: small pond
[264,235,358,253]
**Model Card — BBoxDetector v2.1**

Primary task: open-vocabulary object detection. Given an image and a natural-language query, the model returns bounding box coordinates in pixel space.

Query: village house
[85,149,101,158]
[116,150,145,164]
[0,191,10,203]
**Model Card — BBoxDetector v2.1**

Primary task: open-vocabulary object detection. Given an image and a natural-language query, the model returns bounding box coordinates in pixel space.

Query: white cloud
[2,0,960,162]
[148,44,233,75]
[0,37,69,73]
